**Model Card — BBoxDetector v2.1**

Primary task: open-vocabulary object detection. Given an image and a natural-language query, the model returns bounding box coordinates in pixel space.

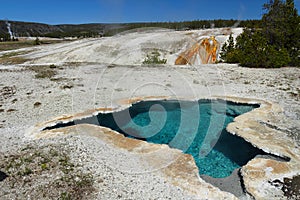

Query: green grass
[0,40,64,52]
[0,143,95,199]
[0,41,36,51]
[27,65,58,79]
[142,50,167,65]
[0,50,31,64]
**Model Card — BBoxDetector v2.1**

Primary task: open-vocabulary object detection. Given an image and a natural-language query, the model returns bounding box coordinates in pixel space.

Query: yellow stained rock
[175,36,220,65]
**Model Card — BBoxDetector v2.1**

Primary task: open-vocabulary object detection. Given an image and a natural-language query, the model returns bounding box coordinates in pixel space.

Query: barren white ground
[0,28,299,199]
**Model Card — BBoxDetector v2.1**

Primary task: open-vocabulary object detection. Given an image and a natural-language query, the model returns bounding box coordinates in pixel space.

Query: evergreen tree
[220,34,239,63]
[34,37,41,45]
[235,29,290,67]
[221,0,298,67]
[262,0,300,66]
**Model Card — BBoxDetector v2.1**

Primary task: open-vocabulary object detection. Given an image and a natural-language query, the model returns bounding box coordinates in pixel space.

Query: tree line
[221,0,299,67]
[103,19,262,36]
[0,19,262,41]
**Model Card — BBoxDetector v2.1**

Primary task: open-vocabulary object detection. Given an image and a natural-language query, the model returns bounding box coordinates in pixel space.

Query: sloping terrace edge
[25,96,300,199]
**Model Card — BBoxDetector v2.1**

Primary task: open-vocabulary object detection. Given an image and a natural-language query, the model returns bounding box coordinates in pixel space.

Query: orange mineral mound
[175,36,220,65]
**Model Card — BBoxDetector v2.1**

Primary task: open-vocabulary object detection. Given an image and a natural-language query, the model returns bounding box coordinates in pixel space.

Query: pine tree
[236,29,290,68]
[34,37,41,45]
[221,0,298,67]
[262,0,299,66]
[220,34,239,63]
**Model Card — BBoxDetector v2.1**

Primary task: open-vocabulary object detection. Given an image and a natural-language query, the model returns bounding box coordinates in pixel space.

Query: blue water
[46,99,263,178]
[93,99,263,178]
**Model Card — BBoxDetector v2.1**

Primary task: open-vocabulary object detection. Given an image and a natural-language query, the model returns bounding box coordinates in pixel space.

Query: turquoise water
[95,99,263,178]
[46,99,263,178]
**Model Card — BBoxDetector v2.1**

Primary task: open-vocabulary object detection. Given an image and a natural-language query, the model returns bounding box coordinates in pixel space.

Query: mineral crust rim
[25,95,300,199]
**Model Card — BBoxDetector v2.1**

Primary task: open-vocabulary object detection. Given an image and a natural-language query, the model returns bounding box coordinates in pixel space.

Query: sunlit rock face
[175,36,220,65]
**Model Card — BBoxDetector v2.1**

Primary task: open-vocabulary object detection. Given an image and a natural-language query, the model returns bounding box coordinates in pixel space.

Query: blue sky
[1,0,300,24]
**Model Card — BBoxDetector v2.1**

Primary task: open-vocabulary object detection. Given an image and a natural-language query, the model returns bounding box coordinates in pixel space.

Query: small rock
[193,80,200,84]
[26,91,33,95]
[49,64,57,69]
[60,84,74,89]
[0,171,8,182]
[34,102,42,108]
[98,178,104,183]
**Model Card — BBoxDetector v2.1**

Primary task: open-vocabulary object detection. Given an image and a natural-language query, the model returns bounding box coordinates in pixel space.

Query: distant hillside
[0,19,261,40]
[0,21,62,37]
[0,20,126,39]
[54,23,126,37]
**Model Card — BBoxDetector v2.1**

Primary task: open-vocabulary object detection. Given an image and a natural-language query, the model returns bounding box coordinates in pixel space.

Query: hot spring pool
[48,99,265,178]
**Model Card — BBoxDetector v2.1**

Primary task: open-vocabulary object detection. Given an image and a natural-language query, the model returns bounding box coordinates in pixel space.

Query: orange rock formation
[175,36,220,65]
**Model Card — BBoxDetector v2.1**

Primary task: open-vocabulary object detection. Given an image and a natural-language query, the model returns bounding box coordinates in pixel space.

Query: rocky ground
[0,28,299,199]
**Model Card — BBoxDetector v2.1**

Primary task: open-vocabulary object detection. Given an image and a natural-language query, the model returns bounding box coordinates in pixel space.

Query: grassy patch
[0,85,16,101]
[50,77,69,82]
[0,40,64,52]
[288,89,300,100]
[0,143,95,199]
[60,84,74,90]
[0,51,30,65]
[27,65,58,79]
[143,50,167,65]
[0,41,35,51]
